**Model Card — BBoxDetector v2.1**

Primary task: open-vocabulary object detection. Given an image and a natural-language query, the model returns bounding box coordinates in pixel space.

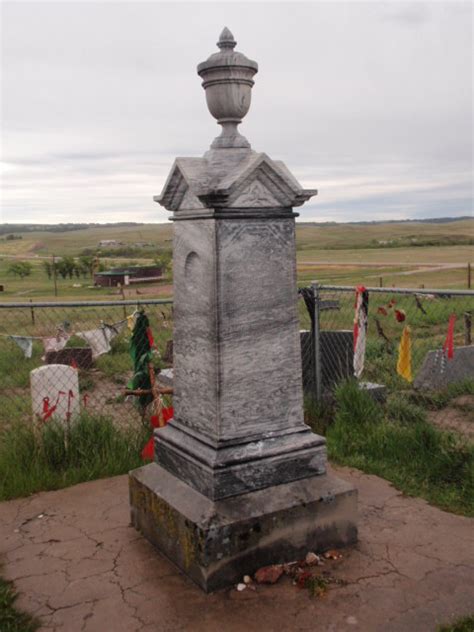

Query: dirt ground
[1,466,473,632]
[428,395,474,440]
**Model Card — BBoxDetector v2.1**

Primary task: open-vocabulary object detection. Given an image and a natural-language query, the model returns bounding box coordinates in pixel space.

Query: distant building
[98,239,123,248]
[94,265,163,287]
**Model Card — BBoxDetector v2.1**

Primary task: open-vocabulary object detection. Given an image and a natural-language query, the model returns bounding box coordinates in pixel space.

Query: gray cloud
[1,1,472,224]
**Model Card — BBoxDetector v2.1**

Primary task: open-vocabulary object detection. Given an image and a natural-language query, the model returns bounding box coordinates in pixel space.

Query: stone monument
[129,28,357,591]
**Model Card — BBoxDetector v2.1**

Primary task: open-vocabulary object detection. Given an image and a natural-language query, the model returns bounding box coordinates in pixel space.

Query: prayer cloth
[397,325,412,382]
[443,314,456,360]
[353,286,369,378]
[43,334,69,354]
[10,335,33,358]
[76,322,125,358]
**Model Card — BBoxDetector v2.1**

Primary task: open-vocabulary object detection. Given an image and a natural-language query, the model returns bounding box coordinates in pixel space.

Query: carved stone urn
[197,27,258,149]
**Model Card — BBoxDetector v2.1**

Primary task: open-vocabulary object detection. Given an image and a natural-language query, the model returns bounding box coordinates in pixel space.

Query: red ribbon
[141,407,174,461]
[146,327,155,348]
[443,314,456,360]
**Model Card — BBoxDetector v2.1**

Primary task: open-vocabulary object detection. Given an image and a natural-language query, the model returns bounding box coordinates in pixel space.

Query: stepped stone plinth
[129,28,357,592]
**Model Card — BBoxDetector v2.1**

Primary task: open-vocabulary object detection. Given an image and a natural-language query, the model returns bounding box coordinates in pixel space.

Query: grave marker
[129,28,357,592]
[31,364,80,425]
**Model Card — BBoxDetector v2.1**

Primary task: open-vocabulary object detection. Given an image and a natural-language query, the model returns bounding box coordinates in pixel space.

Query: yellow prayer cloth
[397,325,412,382]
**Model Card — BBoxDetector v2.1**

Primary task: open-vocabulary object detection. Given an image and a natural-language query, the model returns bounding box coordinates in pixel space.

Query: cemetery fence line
[0,287,472,426]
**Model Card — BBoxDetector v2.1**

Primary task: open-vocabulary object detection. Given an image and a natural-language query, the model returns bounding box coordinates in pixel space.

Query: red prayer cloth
[141,407,173,461]
[443,314,456,359]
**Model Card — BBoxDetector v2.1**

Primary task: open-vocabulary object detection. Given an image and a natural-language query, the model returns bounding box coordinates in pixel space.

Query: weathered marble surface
[130,462,358,592]
[156,215,327,499]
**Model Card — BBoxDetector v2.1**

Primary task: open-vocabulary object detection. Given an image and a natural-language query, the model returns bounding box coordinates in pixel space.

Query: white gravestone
[31,364,80,425]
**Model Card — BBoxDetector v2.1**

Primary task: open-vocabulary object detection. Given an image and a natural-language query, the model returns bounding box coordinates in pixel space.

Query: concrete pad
[1,467,473,632]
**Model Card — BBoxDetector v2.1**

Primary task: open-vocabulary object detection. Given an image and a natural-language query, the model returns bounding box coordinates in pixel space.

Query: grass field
[0,219,472,300]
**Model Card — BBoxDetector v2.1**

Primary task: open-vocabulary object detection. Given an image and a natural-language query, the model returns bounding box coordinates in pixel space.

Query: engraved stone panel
[217,218,305,440]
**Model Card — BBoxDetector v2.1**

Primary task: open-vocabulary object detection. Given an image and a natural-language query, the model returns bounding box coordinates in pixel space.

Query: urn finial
[197,29,258,150]
[217,27,236,50]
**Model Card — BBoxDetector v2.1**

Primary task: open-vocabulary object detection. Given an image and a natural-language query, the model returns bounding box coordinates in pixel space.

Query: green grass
[307,380,474,516]
[0,574,39,632]
[438,616,474,632]
[0,413,148,501]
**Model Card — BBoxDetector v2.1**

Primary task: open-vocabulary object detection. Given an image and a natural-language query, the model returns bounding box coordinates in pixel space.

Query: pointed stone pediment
[155,151,317,213]
[225,156,301,208]
[155,159,206,212]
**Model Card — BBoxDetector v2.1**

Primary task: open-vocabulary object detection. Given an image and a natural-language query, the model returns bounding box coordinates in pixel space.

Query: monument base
[129,463,357,592]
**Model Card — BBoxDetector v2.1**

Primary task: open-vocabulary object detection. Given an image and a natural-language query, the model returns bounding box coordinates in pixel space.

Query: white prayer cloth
[77,322,125,358]
[43,335,69,354]
[353,287,369,378]
[10,335,33,359]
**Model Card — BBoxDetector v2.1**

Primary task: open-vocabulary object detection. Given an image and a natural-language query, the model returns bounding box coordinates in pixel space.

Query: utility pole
[52,254,58,297]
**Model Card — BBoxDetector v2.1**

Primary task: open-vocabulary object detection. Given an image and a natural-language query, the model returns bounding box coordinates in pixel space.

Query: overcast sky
[1,1,472,224]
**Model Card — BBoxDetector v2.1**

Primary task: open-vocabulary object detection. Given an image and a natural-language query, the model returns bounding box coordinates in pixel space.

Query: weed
[0,574,39,632]
[304,396,334,435]
[0,412,148,501]
[386,394,427,424]
[438,616,474,632]
[306,575,329,598]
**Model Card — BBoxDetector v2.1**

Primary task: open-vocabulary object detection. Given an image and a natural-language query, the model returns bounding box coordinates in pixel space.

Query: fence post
[29,299,35,325]
[464,312,472,346]
[468,263,472,290]
[311,281,322,402]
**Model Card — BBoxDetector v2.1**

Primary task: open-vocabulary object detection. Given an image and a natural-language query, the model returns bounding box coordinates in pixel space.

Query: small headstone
[45,347,93,369]
[31,364,80,425]
[414,346,474,391]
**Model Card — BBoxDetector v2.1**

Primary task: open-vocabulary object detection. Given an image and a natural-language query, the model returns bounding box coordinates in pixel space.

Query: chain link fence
[1,288,472,431]
[0,300,173,430]
[298,283,474,401]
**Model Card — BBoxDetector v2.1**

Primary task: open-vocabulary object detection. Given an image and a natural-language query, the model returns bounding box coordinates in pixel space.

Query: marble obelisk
[129,28,357,592]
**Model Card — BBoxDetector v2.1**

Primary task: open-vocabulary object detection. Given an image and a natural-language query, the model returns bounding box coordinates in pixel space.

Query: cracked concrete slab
[0,467,473,632]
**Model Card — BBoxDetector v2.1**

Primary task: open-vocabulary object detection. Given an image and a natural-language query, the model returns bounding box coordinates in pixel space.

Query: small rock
[236,583,246,592]
[243,575,252,585]
[255,564,284,584]
[305,552,321,566]
[324,549,342,560]
[346,616,358,625]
